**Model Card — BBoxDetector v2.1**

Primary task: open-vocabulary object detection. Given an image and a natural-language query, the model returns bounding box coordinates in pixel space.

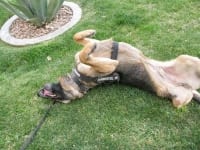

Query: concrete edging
[0,2,82,46]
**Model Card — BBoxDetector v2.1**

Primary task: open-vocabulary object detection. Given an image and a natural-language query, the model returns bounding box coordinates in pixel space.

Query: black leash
[20,101,56,150]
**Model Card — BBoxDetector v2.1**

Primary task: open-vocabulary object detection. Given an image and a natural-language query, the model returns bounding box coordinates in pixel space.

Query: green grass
[0,0,200,149]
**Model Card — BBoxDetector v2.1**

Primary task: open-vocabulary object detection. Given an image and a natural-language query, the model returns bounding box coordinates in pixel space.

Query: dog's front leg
[73,29,96,45]
[79,43,119,74]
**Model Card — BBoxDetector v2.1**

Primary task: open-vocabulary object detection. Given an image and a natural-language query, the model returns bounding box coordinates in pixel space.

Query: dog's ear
[78,42,119,74]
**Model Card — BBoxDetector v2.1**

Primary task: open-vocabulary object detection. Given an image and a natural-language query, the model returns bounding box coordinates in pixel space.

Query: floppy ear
[79,42,119,74]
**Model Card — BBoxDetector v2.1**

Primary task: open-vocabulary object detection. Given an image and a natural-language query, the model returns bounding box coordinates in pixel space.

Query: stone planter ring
[0,2,82,46]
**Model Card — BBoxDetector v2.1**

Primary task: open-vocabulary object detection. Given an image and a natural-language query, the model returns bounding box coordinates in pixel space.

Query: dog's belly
[117,63,154,92]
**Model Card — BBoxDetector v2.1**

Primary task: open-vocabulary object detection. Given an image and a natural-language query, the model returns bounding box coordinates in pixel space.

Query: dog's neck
[70,68,120,93]
[70,69,93,94]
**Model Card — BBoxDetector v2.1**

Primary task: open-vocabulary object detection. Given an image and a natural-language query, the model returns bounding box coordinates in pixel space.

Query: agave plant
[0,0,65,26]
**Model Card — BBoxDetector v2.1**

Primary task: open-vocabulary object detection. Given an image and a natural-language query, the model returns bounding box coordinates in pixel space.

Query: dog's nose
[37,88,44,97]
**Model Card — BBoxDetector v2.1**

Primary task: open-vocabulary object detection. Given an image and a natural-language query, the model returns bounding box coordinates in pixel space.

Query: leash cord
[20,101,56,150]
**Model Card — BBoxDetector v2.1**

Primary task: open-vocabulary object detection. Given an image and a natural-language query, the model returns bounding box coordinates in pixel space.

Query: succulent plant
[0,0,65,26]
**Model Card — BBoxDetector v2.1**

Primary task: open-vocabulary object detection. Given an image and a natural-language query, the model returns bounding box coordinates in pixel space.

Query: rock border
[0,2,82,46]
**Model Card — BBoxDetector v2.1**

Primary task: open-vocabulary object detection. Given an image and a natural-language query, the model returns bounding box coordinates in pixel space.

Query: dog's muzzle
[37,83,64,100]
[38,84,56,99]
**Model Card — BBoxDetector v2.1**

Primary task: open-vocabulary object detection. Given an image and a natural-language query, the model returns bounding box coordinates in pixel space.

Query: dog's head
[38,76,83,103]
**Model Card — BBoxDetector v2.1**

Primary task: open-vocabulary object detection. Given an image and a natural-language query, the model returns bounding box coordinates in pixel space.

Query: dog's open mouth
[38,88,57,99]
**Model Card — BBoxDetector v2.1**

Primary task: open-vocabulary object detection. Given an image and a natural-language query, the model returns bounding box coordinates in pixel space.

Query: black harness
[111,41,119,60]
[71,41,120,93]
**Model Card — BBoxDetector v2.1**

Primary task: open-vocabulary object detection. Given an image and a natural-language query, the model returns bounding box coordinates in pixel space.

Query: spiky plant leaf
[7,1,34,19]
[28,17,43,26]
[39,0,47,22]
[0,0,28,20]
[18,0,35,15]
[29,0,47,25]
[47,0,64,22]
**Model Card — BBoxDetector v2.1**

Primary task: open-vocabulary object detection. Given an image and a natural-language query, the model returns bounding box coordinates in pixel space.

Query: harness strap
[88,43,97,56]
[71,69,91,93]
[71,68,120,91]
[97,72,120,83]
[111,41,119,60]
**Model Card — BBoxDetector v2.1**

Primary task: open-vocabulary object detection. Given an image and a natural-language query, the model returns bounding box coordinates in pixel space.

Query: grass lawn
[0,0,200,149]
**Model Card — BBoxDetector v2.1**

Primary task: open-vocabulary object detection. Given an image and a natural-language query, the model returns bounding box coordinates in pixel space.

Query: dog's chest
[117,63,154,92]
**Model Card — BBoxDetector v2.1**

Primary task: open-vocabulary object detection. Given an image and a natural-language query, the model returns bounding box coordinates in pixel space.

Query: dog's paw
[61,100,71,104]
[85,29,96,37]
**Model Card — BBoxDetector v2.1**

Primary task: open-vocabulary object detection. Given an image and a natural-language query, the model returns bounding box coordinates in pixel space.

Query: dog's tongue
[43,89,55,97]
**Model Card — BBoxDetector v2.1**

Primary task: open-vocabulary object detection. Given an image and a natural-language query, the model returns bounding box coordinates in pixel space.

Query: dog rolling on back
[38,30,200,108]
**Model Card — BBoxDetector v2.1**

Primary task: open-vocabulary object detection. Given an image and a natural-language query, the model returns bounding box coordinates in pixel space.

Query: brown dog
[38,29,200,108]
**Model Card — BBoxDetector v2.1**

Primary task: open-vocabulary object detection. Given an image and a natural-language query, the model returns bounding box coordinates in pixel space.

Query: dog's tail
[192,90,200,104]
[73,29,96,46]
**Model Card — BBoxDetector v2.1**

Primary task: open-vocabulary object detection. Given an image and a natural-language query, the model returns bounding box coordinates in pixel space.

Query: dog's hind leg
[170,87,193,108]
[73,29,97,45]
[173,55,200,89]
[192,90,200,103]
